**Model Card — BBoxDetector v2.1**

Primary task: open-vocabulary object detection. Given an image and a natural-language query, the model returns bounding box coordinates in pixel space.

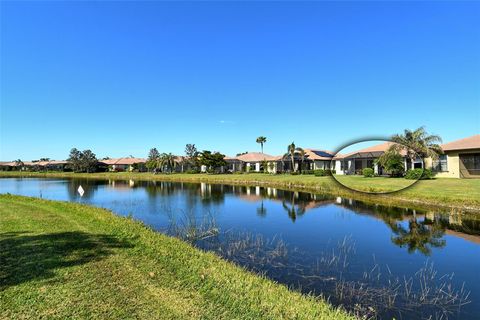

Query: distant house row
[1,134,479,178]
[224,149,335,174]
[223,134,480,178]
[0,160,69,171]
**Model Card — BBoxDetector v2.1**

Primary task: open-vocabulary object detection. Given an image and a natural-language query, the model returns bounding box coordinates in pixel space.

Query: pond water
[1,177,479,320]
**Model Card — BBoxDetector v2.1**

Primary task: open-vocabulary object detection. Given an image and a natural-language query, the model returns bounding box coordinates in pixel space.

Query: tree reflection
[282,194,306,222]
[257,201,267,217]
[389,217,446,255]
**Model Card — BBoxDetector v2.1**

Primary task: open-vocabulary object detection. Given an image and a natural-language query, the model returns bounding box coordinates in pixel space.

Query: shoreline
[1,171,479,213]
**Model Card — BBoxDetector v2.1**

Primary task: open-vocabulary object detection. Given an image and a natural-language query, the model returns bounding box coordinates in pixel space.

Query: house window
[432,155,448,172]
[340,160,348,170]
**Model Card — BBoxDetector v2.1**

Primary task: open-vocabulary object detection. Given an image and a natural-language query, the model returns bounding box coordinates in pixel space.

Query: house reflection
[63,179,480,251]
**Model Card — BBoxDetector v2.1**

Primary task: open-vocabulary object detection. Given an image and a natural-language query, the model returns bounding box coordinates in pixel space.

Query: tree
[296,147,305,173]
[287,142,304,173]
[159,153,176,173]
[67,148,98,173]
[375,149,405,177]
[199,151,227,173]
[288,142,296,172]
[67,148,82,172]
[14,159,24,171]
[39,158,50,162]
[80,150,98,173]
[256,136,267,154]
[391,127,443,169]
[261,159,269,173]
[146,148,160,172]
[185,144,199,170]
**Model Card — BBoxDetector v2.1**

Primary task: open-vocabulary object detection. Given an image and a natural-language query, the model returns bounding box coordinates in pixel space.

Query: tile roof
[101,157,146,165]
[337,142,407,159]
[441,134,480,151]
[235,152,277,162]
[303,148,335,160]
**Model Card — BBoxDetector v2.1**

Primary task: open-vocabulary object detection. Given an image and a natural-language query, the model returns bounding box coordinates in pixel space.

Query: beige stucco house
[425,134,480,178]
[225,152,281,173]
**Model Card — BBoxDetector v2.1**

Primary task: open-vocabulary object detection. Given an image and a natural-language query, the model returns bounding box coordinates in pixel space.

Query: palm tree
[296,147,305,174]
[288,142,296,172]
[159,153,176,173]
[256,136,267,154]
[391,127,443,170]
[287,142,305,173]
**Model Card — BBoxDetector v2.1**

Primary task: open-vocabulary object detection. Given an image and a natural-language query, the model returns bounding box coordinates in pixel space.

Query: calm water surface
[1,177,479,320]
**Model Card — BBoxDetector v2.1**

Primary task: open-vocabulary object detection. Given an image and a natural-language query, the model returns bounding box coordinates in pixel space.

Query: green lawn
[334,175,416,193]
[0,194,352,320]
[1,171,479,211]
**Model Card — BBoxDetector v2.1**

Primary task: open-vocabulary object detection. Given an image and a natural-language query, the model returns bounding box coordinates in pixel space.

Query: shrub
[302,170,314,175]
[406,168,435,180]
[362,168,374,177]
[314,169,335,176]
[185,169,200,174]
[421,168,435,179]
[405,168,422,180]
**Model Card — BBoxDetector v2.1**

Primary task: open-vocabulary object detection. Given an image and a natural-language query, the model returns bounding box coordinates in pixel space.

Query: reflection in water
[282,198,306,222]
[390,217,446,255]
[66,179,105,200]
[1,177,480,320]
[161,207,471,320]
[339,198,450,256]
[256,201,267,217]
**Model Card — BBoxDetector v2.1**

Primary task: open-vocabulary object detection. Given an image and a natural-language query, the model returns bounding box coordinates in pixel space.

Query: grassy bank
[1,171,479,211]
[0,194,352,320]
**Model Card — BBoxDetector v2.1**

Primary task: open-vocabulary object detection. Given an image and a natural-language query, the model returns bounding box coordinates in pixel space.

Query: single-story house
[424,134,480,178]
[101,157,146,172]
[225,149,336,174]
[303,149,335,170]
[334,142,422,175]
[225,152,281,173]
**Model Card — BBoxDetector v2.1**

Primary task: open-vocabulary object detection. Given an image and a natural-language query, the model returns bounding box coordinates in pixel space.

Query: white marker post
[77,185,85,197]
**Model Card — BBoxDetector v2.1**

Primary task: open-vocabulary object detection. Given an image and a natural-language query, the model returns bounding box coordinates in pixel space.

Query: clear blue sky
[1,1,479,160]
